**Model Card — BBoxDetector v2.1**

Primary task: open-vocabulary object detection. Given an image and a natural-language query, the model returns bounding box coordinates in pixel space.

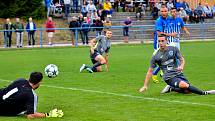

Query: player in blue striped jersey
[168,7,190,50]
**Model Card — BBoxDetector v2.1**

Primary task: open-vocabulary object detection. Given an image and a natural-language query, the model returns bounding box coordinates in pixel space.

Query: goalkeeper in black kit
[0,72,63,119]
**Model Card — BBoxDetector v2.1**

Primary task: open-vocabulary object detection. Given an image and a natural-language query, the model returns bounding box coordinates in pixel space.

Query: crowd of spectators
[3,17,56,48]
[151,0,215,23]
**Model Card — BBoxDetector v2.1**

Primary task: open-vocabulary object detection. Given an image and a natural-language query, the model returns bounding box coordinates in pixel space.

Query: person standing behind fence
[103,17,112,35]
[45,17,55,45]
[81,17,90,45]
[123,17,132,43]
[3,18,14,48]
[69,16,80,45]
[26,17,37,46]
[64,0,71,18]
[14,18,24,48]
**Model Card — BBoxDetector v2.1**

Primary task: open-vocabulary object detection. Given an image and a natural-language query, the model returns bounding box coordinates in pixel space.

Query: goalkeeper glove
[45,108,64,118]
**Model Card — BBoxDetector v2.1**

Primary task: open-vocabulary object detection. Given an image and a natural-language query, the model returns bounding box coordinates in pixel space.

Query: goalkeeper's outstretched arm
[27,112,46,119]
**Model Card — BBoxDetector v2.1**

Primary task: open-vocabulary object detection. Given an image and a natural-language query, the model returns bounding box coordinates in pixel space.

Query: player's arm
[182,26,190,36]
[176,47,185,71]
[104,52,109,72]
[90,38,96,54]
[139,67,154,92]
[157,31,177,38]
[27,112,46,119]
[177,56,185,72]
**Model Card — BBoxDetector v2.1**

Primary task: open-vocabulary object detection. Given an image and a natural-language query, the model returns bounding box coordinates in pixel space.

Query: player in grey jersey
[80,30,112,73]
[139,35,215,95]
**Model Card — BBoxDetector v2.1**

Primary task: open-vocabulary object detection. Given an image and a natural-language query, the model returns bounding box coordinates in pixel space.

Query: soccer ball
[44,64,59,78]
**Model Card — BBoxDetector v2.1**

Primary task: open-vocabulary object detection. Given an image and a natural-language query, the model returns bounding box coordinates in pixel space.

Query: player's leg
[166,75,207,95]
[89,54,106,72]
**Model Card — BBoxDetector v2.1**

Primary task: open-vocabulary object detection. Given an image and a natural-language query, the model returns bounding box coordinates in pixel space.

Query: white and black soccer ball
[44,64,59,78]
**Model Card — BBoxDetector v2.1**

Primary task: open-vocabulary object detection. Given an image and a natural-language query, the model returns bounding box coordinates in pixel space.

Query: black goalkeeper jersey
[0,78,37,116]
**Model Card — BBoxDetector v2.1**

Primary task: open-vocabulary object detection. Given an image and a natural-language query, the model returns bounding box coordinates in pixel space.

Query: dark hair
[171,7,177,10]
[158,34,168,40]
[29,72,43,85]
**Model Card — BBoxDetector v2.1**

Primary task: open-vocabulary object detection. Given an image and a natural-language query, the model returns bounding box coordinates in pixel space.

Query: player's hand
[45,108,64,118]
[139,86,147,93]
[186,31,190,36]
[90,48,94,54]
[171,32,177,38]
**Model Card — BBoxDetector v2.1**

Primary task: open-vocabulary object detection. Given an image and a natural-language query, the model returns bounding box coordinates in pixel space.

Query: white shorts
[48,32,54,38]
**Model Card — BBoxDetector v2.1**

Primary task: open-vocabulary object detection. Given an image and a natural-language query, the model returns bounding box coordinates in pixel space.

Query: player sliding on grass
[0,72,63,118]
[80,30,112,73]
[139,35,215,95]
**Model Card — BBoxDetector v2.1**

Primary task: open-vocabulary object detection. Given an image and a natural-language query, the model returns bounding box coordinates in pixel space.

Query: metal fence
[0,23,215,48]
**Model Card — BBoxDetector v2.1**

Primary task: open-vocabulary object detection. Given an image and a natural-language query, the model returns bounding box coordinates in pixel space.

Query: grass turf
[0,41,215,121]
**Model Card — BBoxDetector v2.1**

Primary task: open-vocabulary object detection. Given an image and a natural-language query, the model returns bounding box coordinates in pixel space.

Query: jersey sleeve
[95,35,103,42]
[105,47,110,53]
[179,18,185,27]
[25,91,36,114]
[175,47,182,59]
[155,18,163,32]
[150,55,157,68]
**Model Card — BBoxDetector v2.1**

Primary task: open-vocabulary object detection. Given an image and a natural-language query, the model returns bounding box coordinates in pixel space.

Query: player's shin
[187,85,205,95]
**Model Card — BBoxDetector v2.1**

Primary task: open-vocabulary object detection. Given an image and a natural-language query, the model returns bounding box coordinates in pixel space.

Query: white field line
[0,79,215,108]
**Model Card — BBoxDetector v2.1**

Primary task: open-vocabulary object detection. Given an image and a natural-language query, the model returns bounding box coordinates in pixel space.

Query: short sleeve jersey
[150,46,183,80]
[0,79,37,115]
[93,35,111,55]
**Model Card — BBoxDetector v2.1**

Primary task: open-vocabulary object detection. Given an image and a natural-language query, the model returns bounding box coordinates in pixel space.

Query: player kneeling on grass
[139,35,215,95]
[0,72,63,118]
[80,30,112,73]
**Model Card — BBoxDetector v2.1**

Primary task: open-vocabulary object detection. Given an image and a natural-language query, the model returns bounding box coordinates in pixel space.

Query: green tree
[0,0,45,19]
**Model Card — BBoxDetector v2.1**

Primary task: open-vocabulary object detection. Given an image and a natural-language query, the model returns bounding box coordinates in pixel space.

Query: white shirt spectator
[167,1,174,10]
[64,0,71,4]
[86,3,97,12]
[203,5,212,14]
[29,22,34,30]
[212,5,215,13]
[155,2,161,10]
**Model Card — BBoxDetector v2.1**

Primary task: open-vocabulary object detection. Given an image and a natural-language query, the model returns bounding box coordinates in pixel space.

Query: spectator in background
[94,17,103,36]
[189,8,200,23]
[81,17,91,45]
[151,4,159,20]
[113,0,119,12]
[73,0,78,13]
[212,3,215,18]
[45,17,55,45]
[175,0,184,10]
[203,3,213,18]
[182,0,191,15]
[45,0,52,18]
[120,0,126,12]
[103,17,112,35]
[178,7,189,23]
[123,17,132,43]
[69,16,80,45]
[86,0,97,17]
[136,4,144,21]
[26,17,37,46]
[195,3,206,23]
[103,0,113,17]
[3,18,14,48]
[81,1,88,17]
[14,18,24,48]
[167,0,174,10]
[78,14,85,43]
[64,0,71,18]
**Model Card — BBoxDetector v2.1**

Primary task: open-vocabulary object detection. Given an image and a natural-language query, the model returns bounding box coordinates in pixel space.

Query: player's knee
[179,81,189,89]
[100,59,106,64]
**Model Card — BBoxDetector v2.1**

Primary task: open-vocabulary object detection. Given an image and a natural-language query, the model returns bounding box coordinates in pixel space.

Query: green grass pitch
[0,41,215,121]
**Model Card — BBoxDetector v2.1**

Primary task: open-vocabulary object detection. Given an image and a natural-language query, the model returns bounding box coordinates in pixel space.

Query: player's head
[106,30,112,39]
[29,72,43,90]
[170,7,177,18]
[158,34,168,49]
[160,6,168,18]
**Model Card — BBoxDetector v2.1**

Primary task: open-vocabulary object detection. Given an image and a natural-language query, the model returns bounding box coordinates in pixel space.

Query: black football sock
[91,62,102,71]
[188,85,205,95]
